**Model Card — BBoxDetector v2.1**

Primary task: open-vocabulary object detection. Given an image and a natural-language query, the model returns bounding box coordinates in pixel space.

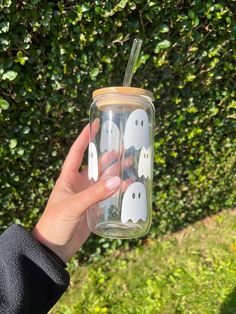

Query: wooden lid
[93,86,154,101]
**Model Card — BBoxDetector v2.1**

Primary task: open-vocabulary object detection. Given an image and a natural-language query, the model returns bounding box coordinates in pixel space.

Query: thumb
[70,176,121,215]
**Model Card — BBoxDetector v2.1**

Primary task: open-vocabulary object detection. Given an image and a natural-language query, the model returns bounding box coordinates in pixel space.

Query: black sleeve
[0,224,70,314]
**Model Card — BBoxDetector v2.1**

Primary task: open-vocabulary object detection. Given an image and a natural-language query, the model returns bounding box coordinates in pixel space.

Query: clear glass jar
[87,87,155,239]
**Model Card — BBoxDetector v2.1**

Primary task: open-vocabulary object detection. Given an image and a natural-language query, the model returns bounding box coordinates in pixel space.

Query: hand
[32,123,121,263]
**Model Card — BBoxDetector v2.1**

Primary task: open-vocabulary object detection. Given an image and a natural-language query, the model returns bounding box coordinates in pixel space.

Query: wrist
[40,243,67,268]
[31,226,69,264]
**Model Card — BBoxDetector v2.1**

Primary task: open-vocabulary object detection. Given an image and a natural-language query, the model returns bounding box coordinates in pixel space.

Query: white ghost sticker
[121,182,147,223]
[138,147,152,179]
[100,120,120,153]
[124,109,149,150]
[88,143,98,181]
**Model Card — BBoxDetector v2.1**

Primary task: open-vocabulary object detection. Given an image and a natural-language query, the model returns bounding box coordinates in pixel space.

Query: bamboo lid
[92,86,154,100]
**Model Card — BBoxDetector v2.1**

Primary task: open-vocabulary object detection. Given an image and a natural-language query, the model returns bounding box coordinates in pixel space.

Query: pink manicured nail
[105,176,121,191]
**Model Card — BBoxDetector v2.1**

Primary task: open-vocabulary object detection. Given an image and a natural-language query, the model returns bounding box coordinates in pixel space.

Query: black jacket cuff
[0,224,70,314]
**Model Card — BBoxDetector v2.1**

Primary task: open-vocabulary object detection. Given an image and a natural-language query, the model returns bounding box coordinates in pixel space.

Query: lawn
[51,209,236,314]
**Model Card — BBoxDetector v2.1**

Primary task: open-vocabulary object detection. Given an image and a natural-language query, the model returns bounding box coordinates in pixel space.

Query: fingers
[101,156,133,178]
[121,177,134,192]
[61,124,90,178]
[60,119,100,179]
[68,176,121,216]
[98,150,119,174]
[80,154,133,182]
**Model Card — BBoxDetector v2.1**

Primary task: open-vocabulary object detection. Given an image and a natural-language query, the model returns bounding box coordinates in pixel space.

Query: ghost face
[124,109,149,150]
[121,182,147,223]
[100,120,120,153]
[88,143,98,181]
[138,147,152,179]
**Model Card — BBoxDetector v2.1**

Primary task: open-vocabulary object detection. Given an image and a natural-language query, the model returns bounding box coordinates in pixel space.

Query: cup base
[93,221,145,239]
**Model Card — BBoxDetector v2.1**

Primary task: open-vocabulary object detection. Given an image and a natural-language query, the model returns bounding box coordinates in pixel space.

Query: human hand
[32,122,121,263]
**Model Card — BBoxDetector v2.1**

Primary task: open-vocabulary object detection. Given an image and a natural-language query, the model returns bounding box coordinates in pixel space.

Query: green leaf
[229,101,236,109]
[209,107,219,116]
[160,24,169,33]
[95,6,102,14]
[185,74,196,82]
[101,55,112,64]
[15,51,29,65]
[0,22,10,33]
[188,10,195,19]
[2,70,18,81]
[30,0,40,4]
[81,4,90,12]
[90,68,99,78]
[154,40,171,53]
[76,74,81,83]
[227,114,236,119]
[0,98,9,110]
[2,0,12,8]
[9,139,17,149]
[22,126,30,134]
[17,148,24,156]
[117,0,128,9]
[57,2,63,11]
[193,16,200,27]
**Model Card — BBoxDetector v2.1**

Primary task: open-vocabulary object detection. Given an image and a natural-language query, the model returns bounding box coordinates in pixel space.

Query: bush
[0,0,235,257]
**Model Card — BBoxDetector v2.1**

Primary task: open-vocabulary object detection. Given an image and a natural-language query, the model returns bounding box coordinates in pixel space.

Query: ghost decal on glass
[121,182,147,223]
[124,109,149,150]
[138,147,152,179]
[88,143,98,181]
[100,120,120,153]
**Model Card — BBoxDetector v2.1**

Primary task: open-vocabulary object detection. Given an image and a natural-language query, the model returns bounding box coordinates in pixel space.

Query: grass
[51,209,236,314]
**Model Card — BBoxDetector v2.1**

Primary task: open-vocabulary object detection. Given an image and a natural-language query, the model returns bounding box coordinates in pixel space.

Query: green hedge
[1,0,236,256]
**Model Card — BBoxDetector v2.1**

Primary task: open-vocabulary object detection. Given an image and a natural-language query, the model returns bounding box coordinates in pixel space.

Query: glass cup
[87,87,155,239]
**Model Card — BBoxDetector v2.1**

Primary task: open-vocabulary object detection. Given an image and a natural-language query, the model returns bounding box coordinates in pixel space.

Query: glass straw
[123,38,143,86]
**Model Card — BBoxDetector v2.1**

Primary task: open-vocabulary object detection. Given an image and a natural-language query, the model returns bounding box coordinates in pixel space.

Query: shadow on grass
[220,287,236,314]
[78,209,232,264]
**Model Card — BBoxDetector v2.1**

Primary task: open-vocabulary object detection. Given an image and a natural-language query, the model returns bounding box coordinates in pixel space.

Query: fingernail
[105,176,121,191]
